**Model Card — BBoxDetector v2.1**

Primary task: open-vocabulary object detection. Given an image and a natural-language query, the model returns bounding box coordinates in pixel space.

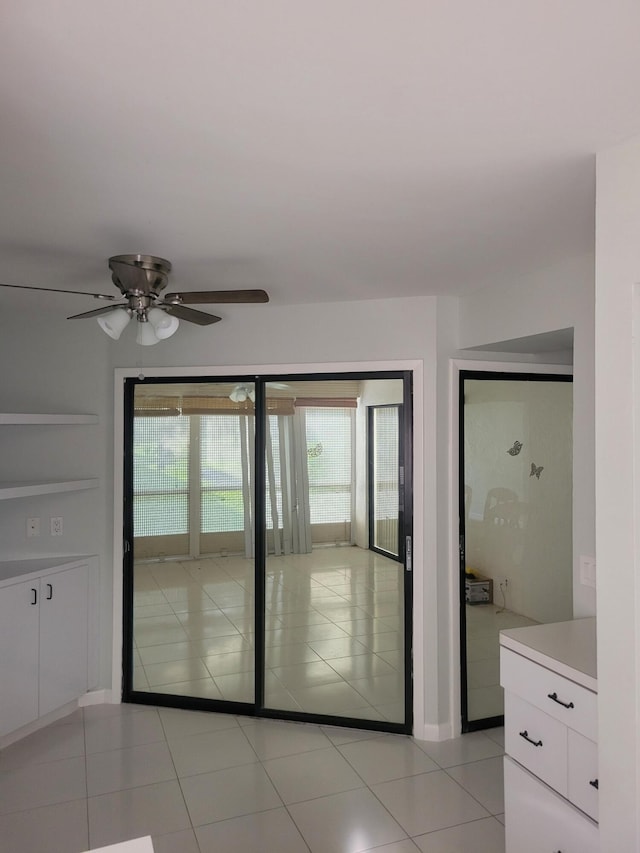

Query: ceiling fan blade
[164,289,269,305]
[163,304,222,325]
[0,282,116,300]
[68,305,127,320]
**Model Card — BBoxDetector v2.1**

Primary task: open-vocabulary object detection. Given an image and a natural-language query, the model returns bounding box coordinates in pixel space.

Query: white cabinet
[0,577,40,733]
[504,756,599,853]
[500,618,598,851]
[0,558,94,737]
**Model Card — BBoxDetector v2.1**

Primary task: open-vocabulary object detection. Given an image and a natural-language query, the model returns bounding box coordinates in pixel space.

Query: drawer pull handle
[547,691,574,709]
[519,730,543,747]
[589,778,599,790]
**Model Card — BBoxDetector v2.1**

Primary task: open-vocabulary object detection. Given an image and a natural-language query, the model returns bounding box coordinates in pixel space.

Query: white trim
[111,360,424,732]
[79,689,115,707]
[448,359,573,735]
[419,721,456,742]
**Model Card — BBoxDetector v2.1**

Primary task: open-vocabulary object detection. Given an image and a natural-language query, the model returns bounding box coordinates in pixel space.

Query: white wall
[594,136,640,851]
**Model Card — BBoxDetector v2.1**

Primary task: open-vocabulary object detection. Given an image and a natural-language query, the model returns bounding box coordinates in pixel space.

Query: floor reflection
[133,546,405,724]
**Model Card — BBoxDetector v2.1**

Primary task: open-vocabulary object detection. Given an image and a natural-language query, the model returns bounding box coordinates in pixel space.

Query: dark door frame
[121,369,414,735]
[367,403,403,561]
[459,369,573,733]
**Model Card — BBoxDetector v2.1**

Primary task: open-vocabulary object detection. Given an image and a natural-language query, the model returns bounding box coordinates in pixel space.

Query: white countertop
[0,556,96,584]
[500,617,597,692]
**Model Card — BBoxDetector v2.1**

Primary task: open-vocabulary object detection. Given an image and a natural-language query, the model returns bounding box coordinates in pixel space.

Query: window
[200,415,249,533]
[304,407,353,525]
[133,416,189,536]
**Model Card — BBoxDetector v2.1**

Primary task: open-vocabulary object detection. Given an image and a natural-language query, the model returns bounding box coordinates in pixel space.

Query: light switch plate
[580,556,596,588]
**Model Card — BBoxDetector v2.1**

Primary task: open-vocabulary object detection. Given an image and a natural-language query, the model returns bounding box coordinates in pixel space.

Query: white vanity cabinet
[500,617,598,852]
[0,557,97,738]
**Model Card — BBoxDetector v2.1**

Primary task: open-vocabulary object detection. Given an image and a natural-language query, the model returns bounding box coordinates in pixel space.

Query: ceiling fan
[0,254,269,345]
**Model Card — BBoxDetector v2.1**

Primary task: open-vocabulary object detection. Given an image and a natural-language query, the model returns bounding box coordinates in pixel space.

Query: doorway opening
[122,371,413,734]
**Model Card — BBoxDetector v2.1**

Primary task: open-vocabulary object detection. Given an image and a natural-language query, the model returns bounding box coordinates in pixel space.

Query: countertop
[500,616,597,692]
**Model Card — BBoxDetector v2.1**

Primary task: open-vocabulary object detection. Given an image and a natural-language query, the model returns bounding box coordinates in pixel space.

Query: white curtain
[240,411,312,557]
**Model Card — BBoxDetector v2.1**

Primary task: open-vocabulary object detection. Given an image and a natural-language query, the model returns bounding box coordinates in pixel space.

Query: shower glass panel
[460,373,573,729]
[130,381,255,703]
[263,378,408,725]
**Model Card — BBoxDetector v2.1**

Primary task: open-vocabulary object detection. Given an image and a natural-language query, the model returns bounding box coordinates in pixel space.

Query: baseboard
[79,689,118,707]
[417,721,456,742]
[0,700,78,748]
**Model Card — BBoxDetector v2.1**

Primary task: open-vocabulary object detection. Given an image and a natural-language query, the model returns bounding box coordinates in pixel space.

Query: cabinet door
[504,757,598,853]
[568,730,599,821]
[39,565,89,716]
[504,692,568,795]
[0,580,39,735]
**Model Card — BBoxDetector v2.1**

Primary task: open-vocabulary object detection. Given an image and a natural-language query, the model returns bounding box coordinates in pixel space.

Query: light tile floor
[132,548,406,724]
[133,548,539,729]
[0,703,506,853]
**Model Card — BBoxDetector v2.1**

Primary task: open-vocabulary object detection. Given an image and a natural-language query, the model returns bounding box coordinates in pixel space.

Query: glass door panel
[262,378,408,725]
[460,373,573,728]
[129,380,255,703]
[369,405,400,558]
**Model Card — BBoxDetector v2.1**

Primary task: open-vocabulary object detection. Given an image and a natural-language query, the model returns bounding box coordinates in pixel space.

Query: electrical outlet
[27,517,40,537]
[50,516,63,537]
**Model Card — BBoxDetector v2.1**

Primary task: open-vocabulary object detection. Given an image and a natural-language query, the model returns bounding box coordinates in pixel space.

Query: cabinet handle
[519,730,543,747]
[46,583,53,600]
[547,691,574,709]
[31,587,37,605]
[589,778,599,790]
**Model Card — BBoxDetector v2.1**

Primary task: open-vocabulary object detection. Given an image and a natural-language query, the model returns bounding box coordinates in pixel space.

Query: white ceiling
[2,2,640,314]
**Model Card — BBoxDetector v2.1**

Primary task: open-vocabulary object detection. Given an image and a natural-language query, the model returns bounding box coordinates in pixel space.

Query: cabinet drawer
[500,646,597,740]
[568,729,598,821]
[505,692,567,795]
[504,756,599,853]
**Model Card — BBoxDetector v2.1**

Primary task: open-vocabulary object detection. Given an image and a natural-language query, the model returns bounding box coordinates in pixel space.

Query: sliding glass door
[123,371,413,732]
[126,381,256,704]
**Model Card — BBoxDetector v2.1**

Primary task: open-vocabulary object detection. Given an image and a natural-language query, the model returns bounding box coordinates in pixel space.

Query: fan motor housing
[108,254,172,275]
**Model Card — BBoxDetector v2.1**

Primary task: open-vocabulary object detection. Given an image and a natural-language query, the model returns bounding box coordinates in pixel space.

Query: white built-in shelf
[0,479,99,501]
[0,414,98,425]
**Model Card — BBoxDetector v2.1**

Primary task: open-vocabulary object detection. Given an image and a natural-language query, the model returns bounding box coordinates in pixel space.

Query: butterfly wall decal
[530,463,544,479]
[307,442,323,458]
[507,441,523,456]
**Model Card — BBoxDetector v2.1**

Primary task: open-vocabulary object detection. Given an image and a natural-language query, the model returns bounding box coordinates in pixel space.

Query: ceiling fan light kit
[229,384,256,403]
[96,307,132,340]
[0,253,269,345]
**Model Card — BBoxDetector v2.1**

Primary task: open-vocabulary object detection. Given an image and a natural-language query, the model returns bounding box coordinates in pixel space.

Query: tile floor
[465,602,537,721]
[0,702,506,853]
[132,548,406,724]
[132,546,536,727]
